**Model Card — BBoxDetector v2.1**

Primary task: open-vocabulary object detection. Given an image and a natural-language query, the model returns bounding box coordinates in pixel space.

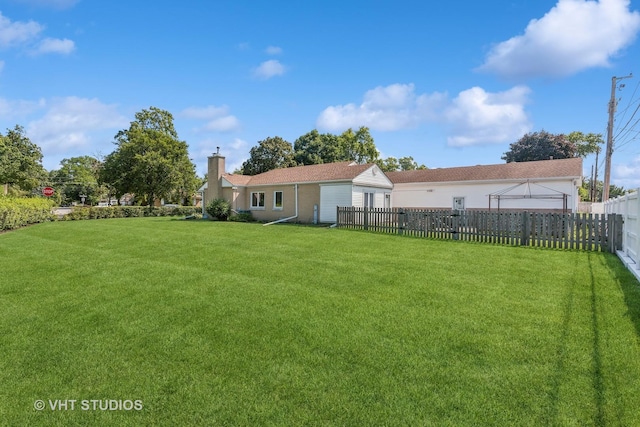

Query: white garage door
[320,184,352,223]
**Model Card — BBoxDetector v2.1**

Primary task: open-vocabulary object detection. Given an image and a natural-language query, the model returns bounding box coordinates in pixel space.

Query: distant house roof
[227,161,376,186]
[386,158,583,184]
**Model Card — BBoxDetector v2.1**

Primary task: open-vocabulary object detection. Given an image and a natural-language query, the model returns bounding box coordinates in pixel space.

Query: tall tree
[337,127,379,164]
[243,127,381,175]
[293,130,342,165]
[100,107,197,206]
[50,156,104,205]
[566,131,604,158]
[241,136,297,175]
[0,125,47,195]
[502,130,577,163]
[376,156,427,172]
[376,157,400,172]
[398,156,427,170]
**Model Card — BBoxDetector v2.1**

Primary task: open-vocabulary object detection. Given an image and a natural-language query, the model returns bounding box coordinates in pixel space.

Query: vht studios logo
[34,399,143,411]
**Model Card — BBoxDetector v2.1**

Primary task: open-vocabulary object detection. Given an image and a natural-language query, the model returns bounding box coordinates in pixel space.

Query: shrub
[0,197,55,230]
[230,212,254,222]
[206,198,231,221]
[60,206,201,221]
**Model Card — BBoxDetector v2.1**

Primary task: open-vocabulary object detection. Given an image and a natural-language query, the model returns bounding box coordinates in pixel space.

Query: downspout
[263,184,298,226]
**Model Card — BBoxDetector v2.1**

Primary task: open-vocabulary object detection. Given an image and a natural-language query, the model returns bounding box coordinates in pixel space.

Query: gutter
[263,184,298,226]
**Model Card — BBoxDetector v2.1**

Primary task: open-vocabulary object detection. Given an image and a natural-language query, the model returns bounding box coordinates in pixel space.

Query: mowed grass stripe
[1,217,639,426]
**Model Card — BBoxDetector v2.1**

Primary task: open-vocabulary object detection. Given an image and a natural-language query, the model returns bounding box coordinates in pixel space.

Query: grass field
[1,217,640,426]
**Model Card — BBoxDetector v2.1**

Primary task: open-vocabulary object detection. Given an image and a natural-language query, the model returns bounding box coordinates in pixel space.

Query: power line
[604,74,633,201]
[612,77,640,152]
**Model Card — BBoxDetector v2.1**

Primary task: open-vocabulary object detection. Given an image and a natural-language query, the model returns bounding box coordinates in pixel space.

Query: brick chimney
[206,147,225,202]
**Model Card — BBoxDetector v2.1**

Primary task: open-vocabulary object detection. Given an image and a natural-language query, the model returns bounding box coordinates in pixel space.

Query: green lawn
[1,218,640,426]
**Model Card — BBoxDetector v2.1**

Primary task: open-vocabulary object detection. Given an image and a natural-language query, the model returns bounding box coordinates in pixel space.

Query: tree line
[0,106,626,205]
[0,107,200,207]
[239,127,426,175]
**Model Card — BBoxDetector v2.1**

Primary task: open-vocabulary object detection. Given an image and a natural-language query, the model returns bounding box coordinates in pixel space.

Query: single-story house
[200,154,583,223]
[386,157,583,212]
[201,154,393,223]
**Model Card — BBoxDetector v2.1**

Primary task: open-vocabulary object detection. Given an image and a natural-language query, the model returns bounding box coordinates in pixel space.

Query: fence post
[398,209,405,235]
[616,213,624,252]
[520,211,530,247]
[451,209,460,240]
[363,207,369,231]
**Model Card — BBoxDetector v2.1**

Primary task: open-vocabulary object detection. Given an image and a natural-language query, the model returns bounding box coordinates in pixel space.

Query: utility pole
[603,74,632,201]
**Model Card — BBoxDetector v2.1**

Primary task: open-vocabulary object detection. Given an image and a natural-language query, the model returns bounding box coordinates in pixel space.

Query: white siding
[392,179,579,211]
[353,185,390,209]
[320,184,352,223]
[353,165,394,188]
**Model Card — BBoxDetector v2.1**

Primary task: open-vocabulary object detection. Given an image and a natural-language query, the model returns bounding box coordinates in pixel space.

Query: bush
[0,197,55,230]
[61,206,201,221]
[206,198,231,221]
[230,212,254,222]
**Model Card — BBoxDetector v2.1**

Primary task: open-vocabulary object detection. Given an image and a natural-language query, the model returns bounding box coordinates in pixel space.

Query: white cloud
[253,59,286,79]
[317,83,446,131]
[33,37,75,55]
[26,97,128,166]
[614,156,640,188]
[0,97,46,120]
[0,12,43,48]
[317,83,532,147]
[0,12,75,56]
[180,105,241,132]
[265,45,282,55]
[444,86,532,146]
[201,116,240,132]
[479,0,640,79]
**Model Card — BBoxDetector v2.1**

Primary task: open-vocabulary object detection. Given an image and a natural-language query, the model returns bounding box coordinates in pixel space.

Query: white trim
[250,191,265,209]
[273,190,283,210]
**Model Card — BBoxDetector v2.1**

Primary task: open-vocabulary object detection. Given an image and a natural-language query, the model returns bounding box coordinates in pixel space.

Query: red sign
[42,187,54,197]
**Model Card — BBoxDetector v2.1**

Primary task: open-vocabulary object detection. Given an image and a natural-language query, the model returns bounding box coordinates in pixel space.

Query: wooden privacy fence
[337,207,623,253]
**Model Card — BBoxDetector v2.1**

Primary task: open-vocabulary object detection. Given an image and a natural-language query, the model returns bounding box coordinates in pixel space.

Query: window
[251,192,265,209]
[453,197,465,210]
[273,191,283,210]
[364,192,375,208]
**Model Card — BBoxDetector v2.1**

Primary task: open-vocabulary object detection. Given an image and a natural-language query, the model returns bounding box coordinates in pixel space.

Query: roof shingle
[232,161,374,185]
[386,158,582,184]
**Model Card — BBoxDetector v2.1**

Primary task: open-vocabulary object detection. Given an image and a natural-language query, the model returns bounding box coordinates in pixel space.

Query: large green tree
[242,127,382,175]
[293,127,380,166]
[376,156,427,172]
[566,131,604,158]
[50,156,104,205]
[502,130,577,163]
[293,130,342,165]
[241,136,297,175]
[0,125,47,195]
[100,107,197,206]
[337,127,379,164]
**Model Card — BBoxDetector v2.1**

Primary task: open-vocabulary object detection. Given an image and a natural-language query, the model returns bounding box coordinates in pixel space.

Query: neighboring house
[387,157,583,212]
[202,154,393,223]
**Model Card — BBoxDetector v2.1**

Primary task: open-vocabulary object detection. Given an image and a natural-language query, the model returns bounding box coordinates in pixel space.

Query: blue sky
[1,0,640,189]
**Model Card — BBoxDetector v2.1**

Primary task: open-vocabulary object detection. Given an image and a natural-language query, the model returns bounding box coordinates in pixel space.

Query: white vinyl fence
[605,189,640,281]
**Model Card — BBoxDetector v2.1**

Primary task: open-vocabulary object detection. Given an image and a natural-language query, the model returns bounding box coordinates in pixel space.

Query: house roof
[230,161,376,186]
[386,158,582,184]
[223,174,252,186]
